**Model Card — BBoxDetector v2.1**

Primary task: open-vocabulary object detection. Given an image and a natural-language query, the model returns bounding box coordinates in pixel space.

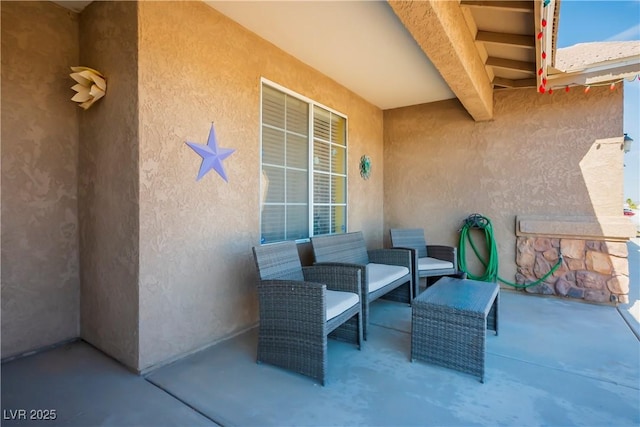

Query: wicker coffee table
[411,276,499,382]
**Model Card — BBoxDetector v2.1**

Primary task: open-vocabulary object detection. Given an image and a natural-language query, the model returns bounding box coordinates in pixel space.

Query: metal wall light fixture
[623,133,633,153]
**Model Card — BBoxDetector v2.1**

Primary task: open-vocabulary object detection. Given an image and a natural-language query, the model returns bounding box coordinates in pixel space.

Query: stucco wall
[137,1,384,369]
[78,1,140,369]
[384,86,623,282]
[1,1,80,359]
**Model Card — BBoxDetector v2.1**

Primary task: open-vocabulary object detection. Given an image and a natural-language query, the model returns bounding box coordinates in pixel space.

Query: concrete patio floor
[619,238,640,339]
[2,240,639,427]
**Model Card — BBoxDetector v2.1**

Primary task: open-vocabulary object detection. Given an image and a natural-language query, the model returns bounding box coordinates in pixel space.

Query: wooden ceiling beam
[388,0,493,121]
[493,77,513,88]
[476,31,535,49]
[460,1,533,13]
[487,57,536,74]
[493,77,537,88]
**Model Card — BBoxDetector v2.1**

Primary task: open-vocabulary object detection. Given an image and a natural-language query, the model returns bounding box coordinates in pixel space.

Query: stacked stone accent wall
[515,237,629,304]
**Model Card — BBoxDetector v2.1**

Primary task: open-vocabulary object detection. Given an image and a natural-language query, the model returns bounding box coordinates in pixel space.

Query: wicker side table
[411,276,499,382]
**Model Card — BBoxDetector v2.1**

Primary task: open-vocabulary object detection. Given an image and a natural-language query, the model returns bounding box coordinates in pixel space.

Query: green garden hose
[458,214,563,288]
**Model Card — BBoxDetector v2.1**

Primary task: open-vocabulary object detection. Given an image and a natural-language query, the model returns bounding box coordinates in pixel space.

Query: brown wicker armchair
[390,228,463,297]
[252,240,363,385]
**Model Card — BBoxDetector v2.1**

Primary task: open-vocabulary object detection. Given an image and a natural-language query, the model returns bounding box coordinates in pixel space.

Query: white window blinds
[260,82,347,244]
[313,106,347,236]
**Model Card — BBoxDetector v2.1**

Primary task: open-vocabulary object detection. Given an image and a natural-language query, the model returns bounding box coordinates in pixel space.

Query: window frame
[259,77,348,244]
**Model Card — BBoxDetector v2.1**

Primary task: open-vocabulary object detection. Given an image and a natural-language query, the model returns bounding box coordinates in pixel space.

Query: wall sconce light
[623,133,633,153]
[70,66,106,110]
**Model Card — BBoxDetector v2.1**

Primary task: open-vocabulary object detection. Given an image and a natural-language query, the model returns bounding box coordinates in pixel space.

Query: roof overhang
[547,56,640,89]
[539,0,640,92]
[387,0,494,121]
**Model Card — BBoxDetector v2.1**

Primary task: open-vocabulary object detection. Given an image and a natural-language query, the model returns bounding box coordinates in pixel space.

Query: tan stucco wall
[7,0,623,371]
[1,1,80,358]
[384,86,624,282]
[137,1,384,369]
[78,1,140,369]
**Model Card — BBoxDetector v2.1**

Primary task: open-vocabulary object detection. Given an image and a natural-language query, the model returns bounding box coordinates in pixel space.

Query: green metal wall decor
[359,155,371,180]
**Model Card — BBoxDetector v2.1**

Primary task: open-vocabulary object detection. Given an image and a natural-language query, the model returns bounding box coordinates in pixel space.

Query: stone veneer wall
[516,237,629,304]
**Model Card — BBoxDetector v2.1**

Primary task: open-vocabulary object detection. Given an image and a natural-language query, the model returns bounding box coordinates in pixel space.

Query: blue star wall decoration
[186,123,235,182]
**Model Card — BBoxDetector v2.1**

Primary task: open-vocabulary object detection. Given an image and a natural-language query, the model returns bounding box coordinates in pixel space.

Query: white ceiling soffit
[51,1,93,13]
[208,1,455,110]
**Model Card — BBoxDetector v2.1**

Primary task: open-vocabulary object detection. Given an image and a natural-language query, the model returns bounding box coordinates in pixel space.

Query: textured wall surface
[388,1,493,121]
[137,1,384,369]
[9,0,621,370]
[384,86,623,282]
[78,1,140,369]
[1,1,80,358]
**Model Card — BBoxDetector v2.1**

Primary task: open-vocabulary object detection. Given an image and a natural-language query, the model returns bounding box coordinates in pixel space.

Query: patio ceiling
[209,0,543,121]
[51,0,92,13]
[52,0,549,121]
[460,0,540,89]
[207,1,457,111]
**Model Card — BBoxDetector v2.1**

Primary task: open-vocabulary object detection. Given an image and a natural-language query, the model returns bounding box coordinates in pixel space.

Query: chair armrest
[426,245,458,270]
[257,280,326,322]
[303,265,362,296]
[368,248,412,270]
[391,246,419,264]
[388,246,419,289]
[312,262,367,297]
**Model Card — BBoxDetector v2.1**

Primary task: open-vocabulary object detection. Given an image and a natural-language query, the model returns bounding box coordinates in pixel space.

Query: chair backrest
[252,241,305,281]
[389,228,428,258]
[311,231,369,265]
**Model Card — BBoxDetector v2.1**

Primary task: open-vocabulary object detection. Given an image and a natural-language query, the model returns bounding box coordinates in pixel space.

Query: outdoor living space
[2,256,640,426]
[3,1,640,426]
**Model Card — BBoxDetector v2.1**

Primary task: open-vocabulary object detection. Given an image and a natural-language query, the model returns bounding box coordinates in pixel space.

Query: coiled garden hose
[458,214,563,288]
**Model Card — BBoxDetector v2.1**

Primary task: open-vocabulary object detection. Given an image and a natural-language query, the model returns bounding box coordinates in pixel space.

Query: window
[260,80,347,244]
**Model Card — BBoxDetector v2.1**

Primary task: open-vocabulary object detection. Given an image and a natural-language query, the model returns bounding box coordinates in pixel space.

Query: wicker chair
[389,228,462,297]
[252,240,363,385]
[310,231,413,340]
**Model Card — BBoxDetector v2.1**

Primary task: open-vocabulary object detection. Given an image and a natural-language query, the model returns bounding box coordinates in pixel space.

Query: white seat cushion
[418,257,454,271]
[366,263,410,293]
[326,290,359,320]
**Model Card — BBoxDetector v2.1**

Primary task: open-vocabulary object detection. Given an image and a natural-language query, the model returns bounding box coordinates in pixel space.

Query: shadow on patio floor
[2,289,639,427]
[618,238,640,338]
